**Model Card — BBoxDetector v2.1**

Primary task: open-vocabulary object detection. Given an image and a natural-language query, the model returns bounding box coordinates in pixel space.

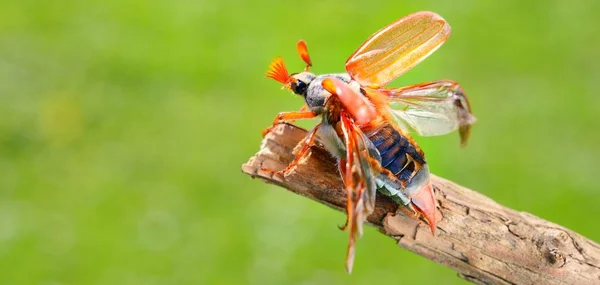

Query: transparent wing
[382,80,476,146]
[345,11,450,88]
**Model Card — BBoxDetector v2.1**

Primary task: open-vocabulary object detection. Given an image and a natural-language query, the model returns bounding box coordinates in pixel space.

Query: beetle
[261,11,476,272]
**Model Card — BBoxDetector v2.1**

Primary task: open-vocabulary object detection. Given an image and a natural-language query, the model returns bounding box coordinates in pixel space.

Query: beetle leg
[338,214,350,231]
[261,124,321,177]
[337,159,350,231]
[281,105,310,127]
[298,104,309,112]
[262,110,316,136]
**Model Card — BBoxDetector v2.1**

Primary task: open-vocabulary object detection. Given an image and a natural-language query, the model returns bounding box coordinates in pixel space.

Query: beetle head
[266,40,316,96]
[266,57,315,96]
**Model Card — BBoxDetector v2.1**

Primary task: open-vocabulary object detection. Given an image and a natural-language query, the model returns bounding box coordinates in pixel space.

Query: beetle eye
[292,80,308,95]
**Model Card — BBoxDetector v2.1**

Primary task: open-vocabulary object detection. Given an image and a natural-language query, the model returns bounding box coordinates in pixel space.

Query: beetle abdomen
[365,123,427,204]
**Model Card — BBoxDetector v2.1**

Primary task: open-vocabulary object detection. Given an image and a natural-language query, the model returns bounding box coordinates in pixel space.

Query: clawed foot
[338,218,349,231]
[262,125,276,137]
[397,205,419,218]
[260,166,293,178]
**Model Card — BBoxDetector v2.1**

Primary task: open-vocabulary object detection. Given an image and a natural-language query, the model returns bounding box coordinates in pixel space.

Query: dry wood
[241,123,600,285]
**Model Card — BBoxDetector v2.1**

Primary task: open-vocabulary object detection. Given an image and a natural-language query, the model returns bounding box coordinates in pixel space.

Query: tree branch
[241,123,600,285]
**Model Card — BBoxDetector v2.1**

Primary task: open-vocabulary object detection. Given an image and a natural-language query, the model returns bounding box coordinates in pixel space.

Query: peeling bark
[241,123,600,285]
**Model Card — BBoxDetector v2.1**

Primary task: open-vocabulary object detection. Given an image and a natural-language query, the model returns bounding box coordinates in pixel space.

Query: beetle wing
[345,11,450,88]
[338,111,377,273]
[380,80,476,146]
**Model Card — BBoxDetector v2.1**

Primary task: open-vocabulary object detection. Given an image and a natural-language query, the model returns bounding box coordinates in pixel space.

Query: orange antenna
[266,57,290,84]
[296,40,312,71]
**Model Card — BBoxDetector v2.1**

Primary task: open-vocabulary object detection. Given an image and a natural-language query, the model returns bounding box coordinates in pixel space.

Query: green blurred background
[1,0,599,284]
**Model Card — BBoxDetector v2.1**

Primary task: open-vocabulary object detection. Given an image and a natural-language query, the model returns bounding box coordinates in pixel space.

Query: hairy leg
[261,124,321,176]
[262,110,315,137]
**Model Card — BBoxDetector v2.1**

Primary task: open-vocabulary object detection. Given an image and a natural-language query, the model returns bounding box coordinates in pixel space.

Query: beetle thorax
[303,73,359,113]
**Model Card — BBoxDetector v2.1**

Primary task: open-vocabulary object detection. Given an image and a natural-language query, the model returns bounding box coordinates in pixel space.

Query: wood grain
[241,123,600,285]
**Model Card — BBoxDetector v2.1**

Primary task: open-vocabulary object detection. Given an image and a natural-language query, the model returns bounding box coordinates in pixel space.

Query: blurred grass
[1,0,599,284]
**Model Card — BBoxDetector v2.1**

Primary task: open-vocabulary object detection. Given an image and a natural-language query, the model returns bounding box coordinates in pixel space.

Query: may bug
[262,11,476,272]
